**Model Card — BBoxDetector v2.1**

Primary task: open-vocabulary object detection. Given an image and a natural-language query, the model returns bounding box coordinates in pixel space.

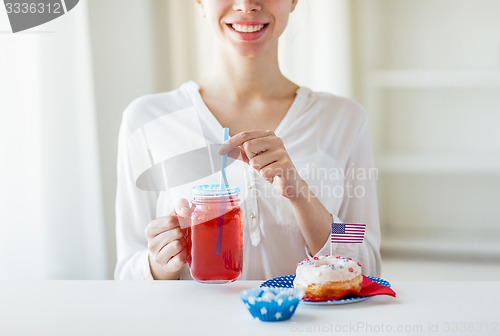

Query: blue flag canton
[332,223,346,234]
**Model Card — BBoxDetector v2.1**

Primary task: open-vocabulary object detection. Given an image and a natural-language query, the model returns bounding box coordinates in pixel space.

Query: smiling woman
[114,0,381,281]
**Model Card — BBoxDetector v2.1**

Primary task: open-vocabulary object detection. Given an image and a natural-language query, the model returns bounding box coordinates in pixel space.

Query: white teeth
[231,24,265,33]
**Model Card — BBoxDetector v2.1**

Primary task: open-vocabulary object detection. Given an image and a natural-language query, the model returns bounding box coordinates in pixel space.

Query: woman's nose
[233,0,262,13]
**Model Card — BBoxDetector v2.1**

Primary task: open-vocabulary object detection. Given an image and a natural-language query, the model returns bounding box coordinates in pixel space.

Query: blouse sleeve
[313,116,382,276]
[114,106,159,280]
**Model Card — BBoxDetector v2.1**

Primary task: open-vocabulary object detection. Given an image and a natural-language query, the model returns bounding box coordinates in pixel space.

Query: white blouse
[114,81,381,280]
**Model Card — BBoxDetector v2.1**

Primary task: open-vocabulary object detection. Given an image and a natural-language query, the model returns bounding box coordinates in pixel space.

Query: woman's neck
[199,45,297,102]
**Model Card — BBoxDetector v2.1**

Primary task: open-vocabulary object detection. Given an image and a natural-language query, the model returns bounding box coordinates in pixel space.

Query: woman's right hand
[145,199,191,279]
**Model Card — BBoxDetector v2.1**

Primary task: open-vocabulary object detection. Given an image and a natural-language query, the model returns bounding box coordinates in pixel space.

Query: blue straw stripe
[216,127,230,256]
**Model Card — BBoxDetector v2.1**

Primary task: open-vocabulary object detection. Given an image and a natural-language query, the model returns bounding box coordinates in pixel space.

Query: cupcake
[240,287,304,322]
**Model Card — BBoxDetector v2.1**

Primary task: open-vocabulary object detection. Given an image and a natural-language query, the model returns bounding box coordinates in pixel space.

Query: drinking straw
[215,128,230,256]
[219,128,229,189]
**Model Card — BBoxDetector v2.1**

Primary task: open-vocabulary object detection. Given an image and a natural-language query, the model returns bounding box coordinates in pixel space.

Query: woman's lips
[226,22,269,41]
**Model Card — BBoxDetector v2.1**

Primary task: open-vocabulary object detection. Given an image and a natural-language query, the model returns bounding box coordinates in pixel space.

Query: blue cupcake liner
[240,287,304,322]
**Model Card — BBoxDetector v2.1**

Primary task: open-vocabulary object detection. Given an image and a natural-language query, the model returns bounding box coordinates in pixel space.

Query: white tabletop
[1,280,499,336]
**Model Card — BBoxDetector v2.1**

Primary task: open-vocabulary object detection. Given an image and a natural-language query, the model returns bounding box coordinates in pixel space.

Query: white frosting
[293,255,362,288]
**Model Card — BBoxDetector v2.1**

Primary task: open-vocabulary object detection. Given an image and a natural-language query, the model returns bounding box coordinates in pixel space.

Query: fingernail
[180,207,189,217]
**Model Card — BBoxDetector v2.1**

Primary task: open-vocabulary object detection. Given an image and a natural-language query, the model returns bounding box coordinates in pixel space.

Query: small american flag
[331,223,366,244]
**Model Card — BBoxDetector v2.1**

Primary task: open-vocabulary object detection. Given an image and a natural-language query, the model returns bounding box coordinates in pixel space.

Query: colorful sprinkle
[348,267,354,272]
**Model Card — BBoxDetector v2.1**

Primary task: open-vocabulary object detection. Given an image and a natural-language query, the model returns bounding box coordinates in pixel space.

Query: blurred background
[1,0,499,280]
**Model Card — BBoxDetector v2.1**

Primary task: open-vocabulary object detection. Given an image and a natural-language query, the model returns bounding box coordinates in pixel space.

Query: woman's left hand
[218,130,305,199]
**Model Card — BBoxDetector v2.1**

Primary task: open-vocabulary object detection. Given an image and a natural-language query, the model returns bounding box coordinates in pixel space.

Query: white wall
[280,0,353,97]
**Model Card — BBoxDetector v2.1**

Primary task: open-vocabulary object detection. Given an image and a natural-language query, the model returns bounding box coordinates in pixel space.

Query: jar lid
[192,184,240,198]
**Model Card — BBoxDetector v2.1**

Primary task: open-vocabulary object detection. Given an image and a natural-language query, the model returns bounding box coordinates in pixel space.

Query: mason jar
[188,184,243,283]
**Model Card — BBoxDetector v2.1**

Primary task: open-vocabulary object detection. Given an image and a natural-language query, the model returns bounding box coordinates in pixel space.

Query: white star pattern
[260,307,267,315]
[289,306,294,312]
[248,297,255,305]
[277,298,284,306]
[275,312,282,320]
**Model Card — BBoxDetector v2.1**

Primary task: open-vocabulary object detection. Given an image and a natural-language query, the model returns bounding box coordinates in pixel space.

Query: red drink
[188,185,243,283]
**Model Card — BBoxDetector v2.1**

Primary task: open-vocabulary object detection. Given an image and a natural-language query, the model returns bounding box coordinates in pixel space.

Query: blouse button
[249,212,256,219]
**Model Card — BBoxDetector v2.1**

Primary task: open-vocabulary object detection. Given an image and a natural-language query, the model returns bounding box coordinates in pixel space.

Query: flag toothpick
[330,223,366,252]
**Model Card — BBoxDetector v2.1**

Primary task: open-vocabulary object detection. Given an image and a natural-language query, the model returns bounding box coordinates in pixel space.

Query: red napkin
[304,275,396,301]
